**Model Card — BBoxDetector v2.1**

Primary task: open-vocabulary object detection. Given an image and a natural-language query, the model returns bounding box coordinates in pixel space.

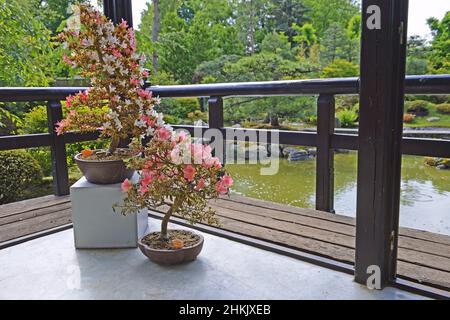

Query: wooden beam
[47,101,69,196]
[355,0,409,287]
[316,94,335,213]
[208,97,225,163]
[103,0,133,27]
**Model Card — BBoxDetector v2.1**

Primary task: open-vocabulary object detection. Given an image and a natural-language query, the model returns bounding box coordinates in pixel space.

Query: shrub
[403,113,416,123]
[336,108,358,128]
[405,100,432,116]
[0,105,22,135]
[0,150,43,204]
[436,103,450,115]
[21,105,48,134]
[305,115,317,126]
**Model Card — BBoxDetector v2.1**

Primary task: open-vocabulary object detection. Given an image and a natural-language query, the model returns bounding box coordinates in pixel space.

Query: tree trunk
[107,135,120,155]
[159,198,180,241]
[152,0,160,74]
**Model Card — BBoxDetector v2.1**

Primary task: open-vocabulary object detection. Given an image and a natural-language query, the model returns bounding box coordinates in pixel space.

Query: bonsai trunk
[107,135,120,155]
[160,199,180,240]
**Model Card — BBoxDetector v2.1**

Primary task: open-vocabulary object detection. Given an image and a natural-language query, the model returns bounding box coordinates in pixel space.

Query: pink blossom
[55,119,69,136]
[221,175,233,187]
[121,179,132,192]
[62,54,72,65]
[138,89,151,99]
[203,145,212,158]
[195,178,206,191]
[141,171,154,187]
[112,49,122,57]
[204,156,221,169]
[183,165,196,182]
[144,161,154,169]
[157,127,171,140]
[139,184,149,195]
[111,95,120,103]
[215,181,229,195]
[141,115,155,127]
[119,19,128,29]
[79,90,89,104]
[142,69,149,78]
[65,95,74,108]
[129,77,139,86]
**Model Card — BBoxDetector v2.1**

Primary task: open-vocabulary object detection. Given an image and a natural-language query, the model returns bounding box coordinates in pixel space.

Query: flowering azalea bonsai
[56,4,161,156]
[118,130,233,245]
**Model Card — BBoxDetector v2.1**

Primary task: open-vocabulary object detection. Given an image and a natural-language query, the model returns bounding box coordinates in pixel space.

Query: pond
[226,152,450,236]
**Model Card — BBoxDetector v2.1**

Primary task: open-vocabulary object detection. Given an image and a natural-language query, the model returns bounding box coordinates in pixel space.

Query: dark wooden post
[208,97,225,163]
[355,0,409,287]
[103,0,133,27]
[315,94,335,213]
[47,101,69,196]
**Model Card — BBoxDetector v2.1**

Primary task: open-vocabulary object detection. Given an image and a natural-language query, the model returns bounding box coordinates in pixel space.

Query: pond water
[226,152,450,236]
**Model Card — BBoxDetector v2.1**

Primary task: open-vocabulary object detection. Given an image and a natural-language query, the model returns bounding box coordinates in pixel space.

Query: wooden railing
[0,75,449,214]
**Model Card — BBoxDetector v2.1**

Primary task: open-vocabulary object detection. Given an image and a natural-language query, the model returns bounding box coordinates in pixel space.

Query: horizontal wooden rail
[0,75,449,102]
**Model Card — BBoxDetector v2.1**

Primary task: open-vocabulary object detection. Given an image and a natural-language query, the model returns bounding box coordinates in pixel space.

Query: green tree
[427,11,450,74]
[406,35,430,75]
[321,22,358,64]
[321,59,359,78]
[266,0,310,44]
[0,0,63,86]
[292,23,318,48]
[302,0,359,37]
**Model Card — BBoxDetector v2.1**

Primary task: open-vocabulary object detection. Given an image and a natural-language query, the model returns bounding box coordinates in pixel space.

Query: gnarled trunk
[107,135,120,155]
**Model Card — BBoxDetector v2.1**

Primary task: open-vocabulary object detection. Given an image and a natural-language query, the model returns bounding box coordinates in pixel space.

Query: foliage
[0,150,43,204]
[0,104,23,135]
[321,59,359,78]
[0,0,63,86]
[403,113,416,123]
[56,4,160,154]
[405,100,433,116]
[302,0,359,38]
[336,108,358,128]
[118,131,232,240]
[436,103,450,115]
[321,22,359,64]
[21,106,48,134]
[406,36,430,75]
[427,12,450,74]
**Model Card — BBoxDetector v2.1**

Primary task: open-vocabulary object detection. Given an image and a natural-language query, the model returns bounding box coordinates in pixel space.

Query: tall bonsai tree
[56,4,160,155]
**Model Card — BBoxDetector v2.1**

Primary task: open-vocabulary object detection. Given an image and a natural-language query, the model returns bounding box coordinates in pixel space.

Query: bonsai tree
[118,130,233,241]
[56,4,160,155]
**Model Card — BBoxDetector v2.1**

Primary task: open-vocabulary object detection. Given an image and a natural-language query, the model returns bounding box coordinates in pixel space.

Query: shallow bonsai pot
[138,230,204,265]
[74,149,135,185]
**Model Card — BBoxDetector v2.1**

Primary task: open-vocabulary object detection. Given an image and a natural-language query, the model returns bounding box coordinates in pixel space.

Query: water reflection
[226,152,450,235]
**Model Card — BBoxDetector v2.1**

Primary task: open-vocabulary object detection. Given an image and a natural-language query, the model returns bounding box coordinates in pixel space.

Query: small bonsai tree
[118,131,233,241]
[56,4,160,155]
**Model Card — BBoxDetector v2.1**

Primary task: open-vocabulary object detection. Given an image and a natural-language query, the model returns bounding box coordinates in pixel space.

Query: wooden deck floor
[1,194,449,291]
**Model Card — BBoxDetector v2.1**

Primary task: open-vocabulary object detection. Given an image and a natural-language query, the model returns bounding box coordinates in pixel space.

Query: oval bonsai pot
[138,231,204,265]
[74,149,135,185]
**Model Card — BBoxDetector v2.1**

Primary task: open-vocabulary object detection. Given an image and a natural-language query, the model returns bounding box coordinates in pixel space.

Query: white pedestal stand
[70,174,148,248]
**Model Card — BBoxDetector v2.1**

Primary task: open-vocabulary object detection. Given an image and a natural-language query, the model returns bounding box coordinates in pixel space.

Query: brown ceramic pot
[138,231,204,265]
[74,149,135,185]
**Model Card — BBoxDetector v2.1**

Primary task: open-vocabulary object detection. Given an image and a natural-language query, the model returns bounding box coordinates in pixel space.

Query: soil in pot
[138,230,204,265]
[141,230,201,249]
[75,148,137,185]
